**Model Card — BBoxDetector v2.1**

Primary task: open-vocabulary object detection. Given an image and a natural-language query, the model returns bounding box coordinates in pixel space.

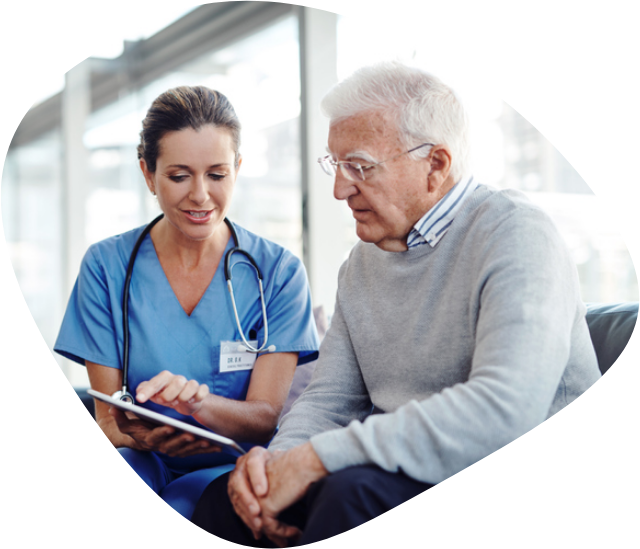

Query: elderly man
[191,61,601,546]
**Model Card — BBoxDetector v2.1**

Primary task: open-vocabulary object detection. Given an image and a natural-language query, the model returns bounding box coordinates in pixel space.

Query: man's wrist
[293,442,328,487]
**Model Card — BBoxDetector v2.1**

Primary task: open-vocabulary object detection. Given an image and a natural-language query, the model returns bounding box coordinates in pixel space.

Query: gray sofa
[584,302,638,374]
[74,302,638,419]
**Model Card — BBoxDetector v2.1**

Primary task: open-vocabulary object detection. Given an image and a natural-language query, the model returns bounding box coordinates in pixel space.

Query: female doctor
[54,86,319,519]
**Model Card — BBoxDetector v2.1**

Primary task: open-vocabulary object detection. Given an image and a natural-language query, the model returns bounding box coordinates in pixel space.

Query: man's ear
[139,158,155,195]
[426,145,453,193]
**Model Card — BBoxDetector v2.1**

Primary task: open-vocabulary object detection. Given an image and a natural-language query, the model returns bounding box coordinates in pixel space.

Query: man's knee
[308,465,432,516]
[292,465,432,544]
[314,466,377,497]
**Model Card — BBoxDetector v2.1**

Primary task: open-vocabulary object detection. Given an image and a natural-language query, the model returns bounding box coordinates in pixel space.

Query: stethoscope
[112,213,275,403]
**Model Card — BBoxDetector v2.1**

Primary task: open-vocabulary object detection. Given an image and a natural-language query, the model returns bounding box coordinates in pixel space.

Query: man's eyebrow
[345,150,378,164]
[324,148,379,164]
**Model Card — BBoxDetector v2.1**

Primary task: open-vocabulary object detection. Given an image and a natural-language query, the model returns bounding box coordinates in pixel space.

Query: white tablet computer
[88,389,246,455]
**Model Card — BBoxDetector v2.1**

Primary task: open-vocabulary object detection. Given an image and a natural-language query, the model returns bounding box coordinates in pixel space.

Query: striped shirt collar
[406,175,477,249]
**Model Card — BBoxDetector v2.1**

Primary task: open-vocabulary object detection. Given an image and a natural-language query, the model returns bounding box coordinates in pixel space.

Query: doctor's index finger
[135,370,178,402]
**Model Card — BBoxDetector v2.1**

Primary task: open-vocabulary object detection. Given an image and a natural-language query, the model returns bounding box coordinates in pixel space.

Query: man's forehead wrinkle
[362,109,393,135]
[345,112,397,146]
[355,110,405,155]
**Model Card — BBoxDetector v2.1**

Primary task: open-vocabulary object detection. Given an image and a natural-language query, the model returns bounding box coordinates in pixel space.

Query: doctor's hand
[136,370,210,417]
[109,407,222,458]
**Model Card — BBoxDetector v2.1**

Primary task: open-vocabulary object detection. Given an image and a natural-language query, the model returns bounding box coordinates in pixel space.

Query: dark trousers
[191,465,434,546]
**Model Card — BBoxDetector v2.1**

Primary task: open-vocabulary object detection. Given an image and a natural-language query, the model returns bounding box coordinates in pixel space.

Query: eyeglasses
[317,143,434,182]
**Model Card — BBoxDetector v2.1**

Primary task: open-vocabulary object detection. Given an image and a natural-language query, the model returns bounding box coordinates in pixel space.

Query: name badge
[219,340,258,373]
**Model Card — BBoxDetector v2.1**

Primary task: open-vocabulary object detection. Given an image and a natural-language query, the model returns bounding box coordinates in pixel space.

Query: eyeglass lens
[319,156,364,182]
[339,163,364,182]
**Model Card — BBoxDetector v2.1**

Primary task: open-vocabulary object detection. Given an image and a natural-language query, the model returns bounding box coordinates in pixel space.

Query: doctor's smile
[183,210,214,223]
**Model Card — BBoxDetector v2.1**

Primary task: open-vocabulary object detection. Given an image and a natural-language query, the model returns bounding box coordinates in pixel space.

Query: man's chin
[354,223,370,239]
[355,225,408,252]
[355,224,381,246]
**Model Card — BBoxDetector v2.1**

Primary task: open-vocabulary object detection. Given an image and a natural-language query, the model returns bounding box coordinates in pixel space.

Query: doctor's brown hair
[137,86,241,172]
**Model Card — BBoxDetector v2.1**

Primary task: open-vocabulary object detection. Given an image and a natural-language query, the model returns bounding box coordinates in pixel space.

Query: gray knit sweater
[271,184,601,484]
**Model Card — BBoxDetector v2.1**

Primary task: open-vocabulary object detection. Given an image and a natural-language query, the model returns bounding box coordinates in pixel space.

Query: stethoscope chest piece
[111,389,135,404]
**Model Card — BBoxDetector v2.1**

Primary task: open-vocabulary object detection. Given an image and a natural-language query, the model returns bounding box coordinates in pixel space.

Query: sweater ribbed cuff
[309,426,372,473]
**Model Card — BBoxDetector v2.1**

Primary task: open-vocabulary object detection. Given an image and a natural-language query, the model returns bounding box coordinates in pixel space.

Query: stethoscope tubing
[120,214,164,402]
[117,214,271,403]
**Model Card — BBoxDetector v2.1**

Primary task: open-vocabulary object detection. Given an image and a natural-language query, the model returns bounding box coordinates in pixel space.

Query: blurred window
[84,15,302,257]
[334,16,637,304]
[1,130,64,348]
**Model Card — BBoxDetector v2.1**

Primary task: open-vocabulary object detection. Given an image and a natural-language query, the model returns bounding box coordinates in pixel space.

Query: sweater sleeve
[307,206,589,483]
[269,297,374,452]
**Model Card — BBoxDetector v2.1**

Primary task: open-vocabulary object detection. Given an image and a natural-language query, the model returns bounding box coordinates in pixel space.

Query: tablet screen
[88,389,246,455]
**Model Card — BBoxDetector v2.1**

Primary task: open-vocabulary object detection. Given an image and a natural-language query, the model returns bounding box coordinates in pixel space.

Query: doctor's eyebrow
[166,163,231,170]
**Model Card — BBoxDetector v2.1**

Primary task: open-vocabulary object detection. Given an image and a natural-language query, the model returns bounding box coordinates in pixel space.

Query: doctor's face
[141,125,240,244]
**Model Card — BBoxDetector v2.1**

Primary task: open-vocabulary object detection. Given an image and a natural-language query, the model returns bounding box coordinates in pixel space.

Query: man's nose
[333,172,358,201]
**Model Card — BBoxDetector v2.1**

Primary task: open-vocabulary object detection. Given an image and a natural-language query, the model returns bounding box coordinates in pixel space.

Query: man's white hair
[321,61,470,182]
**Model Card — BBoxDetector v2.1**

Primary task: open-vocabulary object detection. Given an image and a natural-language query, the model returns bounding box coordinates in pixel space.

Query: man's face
[327,110,437,252]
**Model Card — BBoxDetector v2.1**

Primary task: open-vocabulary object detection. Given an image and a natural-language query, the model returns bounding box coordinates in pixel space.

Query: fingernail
[249,504,258,514]
[137,393,146,401]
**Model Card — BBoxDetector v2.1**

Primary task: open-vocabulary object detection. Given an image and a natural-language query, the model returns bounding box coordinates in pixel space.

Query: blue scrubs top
[55,221,319,472]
